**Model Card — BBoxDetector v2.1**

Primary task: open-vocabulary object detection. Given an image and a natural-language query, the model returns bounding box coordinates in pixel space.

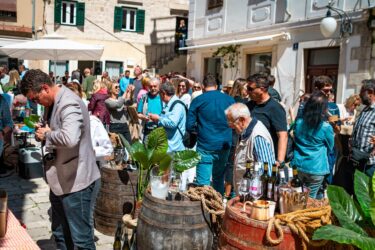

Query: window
[122,8,136,31]
[61,1,76,25]
[49,61,69,83]
[55,0,85,27]
[114,7,145,33]
[207,0,223,10]
[0,0,17,22]
[105,61,123,79]
[246,53,272,76]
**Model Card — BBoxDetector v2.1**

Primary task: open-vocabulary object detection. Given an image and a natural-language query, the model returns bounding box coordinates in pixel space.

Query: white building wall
[186,0,372,107]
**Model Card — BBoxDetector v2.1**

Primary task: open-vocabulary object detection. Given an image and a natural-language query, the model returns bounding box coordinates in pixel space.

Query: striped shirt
[253,135,276,175]
[352,104,375,164]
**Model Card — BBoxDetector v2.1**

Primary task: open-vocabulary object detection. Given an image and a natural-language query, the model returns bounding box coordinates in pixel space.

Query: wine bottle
[122,228,130,250]
[267,165,277,200]
[243,160,253,179]
[113,221,122,250]
[291,169,303,193]
[261,163,269,199]
[273,167,280,202]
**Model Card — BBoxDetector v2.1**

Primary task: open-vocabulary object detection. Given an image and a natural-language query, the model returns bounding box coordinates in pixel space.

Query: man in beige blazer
[20,69,100,250]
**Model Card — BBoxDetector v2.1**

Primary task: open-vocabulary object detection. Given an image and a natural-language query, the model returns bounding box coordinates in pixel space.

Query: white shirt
[179,93,191,108]
[90,115,113,161]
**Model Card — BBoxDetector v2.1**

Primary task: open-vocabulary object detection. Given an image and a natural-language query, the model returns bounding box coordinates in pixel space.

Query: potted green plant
[313,170,375,249]
[121,127,200,213]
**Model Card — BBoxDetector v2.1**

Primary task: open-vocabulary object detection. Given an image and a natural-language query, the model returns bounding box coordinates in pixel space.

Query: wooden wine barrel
[94,167,137,236]
[219,197,300,250]
[137,191,213,250]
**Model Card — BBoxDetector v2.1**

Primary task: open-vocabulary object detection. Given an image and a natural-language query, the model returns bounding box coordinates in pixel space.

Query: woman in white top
[176,79,191,108]
[338,94,361,126]
[90,115,113,166]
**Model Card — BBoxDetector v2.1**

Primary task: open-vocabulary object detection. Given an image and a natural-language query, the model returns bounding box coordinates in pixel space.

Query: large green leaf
[173,150,201,173]
[354,170,372,219]
[159,154,172,173]
[130,142,149,169]
[146,127,168,163]
[371,173,375,226]
[327,185,367,236]
[313,225,375,250]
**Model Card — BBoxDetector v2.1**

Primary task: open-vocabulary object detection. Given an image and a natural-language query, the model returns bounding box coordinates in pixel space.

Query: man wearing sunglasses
[19,70,100,250]
[246,74,287,172]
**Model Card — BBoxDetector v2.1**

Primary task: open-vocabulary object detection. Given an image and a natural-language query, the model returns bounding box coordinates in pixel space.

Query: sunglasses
[322,89,333,94]
[247,86,259,92]
[193,86,201,89]
[178,85,186,88]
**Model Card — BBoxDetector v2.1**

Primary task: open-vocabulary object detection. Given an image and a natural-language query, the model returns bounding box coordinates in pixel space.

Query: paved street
[0,173,114,250]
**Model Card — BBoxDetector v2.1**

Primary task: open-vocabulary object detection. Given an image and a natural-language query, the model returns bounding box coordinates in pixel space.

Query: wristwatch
[276,160,285,168]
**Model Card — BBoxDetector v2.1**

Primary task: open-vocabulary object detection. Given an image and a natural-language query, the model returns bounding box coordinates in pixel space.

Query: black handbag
[350,147,371,167]
[285,123,296,163]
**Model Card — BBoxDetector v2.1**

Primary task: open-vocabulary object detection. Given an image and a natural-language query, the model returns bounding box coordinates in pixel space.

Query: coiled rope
[266,205,332,250]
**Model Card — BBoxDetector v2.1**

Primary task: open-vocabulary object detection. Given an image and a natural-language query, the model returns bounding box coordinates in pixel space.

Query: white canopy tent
[0,33,104,78]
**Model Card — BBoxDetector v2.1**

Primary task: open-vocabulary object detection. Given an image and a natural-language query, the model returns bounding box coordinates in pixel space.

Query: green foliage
[313,170,375,249]
[354,171,372,219]
[23,114,40,129]
[173,150,200,173]
[313,225,375,250]
[125,128,200,201]
[212,45,240,79]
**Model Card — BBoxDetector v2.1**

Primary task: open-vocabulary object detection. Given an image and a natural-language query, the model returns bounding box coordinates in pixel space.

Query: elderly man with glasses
[225,103,275,190]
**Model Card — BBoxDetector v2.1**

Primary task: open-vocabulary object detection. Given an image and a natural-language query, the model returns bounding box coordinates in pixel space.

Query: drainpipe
[32,0,36,39]
[371,8,375,77]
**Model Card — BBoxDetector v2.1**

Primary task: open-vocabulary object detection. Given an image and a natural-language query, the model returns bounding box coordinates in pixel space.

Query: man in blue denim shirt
[0,94,13,177]
[149,82,186,152]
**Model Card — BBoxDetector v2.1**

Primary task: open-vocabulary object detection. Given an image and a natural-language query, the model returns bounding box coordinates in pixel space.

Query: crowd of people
[0,64,374,249]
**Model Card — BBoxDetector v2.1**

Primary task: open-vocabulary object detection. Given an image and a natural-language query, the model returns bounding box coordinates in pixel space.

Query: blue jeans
[298,171,325,199]
[196,148,230,195]
[50,179,100,250]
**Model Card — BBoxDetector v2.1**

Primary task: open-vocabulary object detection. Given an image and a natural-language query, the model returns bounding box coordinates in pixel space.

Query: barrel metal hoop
[138,212,208,230]
[142,198,204,216]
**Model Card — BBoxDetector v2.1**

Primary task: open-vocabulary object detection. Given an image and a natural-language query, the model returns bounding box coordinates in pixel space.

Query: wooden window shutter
[54,0,62,24]
[136,9,145,33]
[76,2,85,26]
[114,6,123,31]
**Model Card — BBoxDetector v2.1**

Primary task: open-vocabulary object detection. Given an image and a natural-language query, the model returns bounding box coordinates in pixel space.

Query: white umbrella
[0,33,104,78]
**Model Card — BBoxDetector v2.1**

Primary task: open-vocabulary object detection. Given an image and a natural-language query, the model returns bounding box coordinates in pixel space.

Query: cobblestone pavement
[0,173,114,250]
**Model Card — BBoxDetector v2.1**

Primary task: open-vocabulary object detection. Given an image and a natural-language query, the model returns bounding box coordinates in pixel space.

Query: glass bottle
[267,165,277,200]
[291,169,303,193]
[261,163,269,200]
[113,221,122,250]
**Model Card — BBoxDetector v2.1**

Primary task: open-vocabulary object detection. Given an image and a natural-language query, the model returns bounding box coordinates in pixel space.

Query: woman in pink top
[137,77,150,104]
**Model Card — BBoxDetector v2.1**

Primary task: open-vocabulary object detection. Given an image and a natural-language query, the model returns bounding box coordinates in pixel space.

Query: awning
[179,32,291,50]
[0,37,31,47]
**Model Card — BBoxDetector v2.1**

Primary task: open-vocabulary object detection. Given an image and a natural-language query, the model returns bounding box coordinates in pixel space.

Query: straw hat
[226,80,234,88]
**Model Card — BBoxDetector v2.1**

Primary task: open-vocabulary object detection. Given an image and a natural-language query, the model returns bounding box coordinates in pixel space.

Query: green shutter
[136,9,145,33]
[76,2,85,26]
[114,6,123,31]
[54,0,62,24]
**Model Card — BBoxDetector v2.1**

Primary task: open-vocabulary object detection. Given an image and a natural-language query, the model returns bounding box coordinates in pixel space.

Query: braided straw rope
[184,186,225,217]
[266,205,331,250]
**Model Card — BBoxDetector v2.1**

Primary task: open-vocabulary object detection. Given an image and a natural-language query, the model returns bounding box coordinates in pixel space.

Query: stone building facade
[185,0,374,107]
[2,0,189,79]
[0,0,44,68]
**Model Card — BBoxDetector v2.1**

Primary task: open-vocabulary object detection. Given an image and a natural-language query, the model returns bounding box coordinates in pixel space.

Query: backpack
[168,100,197,148]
